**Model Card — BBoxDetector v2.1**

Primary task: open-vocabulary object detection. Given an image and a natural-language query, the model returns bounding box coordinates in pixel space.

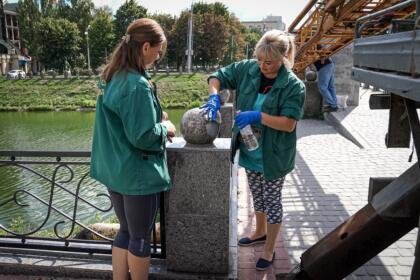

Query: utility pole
[186,1,193,73]
[85,25,91,71]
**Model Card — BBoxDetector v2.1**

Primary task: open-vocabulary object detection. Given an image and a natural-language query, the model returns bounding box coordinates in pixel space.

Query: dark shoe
[256,252,275,271]
[238,235,266,247]
[324,106,338,112]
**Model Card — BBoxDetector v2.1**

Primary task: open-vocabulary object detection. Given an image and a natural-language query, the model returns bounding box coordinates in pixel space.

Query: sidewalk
[237,89,418,279]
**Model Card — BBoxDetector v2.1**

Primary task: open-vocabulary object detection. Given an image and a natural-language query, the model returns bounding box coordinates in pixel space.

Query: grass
[0,73,209,111]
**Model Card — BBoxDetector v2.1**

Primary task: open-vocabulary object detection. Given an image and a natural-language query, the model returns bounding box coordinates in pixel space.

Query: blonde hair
[101,18,167,82]
[254,30,295,69]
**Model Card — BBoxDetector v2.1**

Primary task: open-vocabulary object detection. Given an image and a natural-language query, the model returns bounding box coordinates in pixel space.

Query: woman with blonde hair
[202,30,305,270]
[91,18,176,279]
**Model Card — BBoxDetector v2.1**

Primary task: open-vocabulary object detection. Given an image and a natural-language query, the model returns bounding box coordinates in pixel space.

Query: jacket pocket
[138,151,171,189]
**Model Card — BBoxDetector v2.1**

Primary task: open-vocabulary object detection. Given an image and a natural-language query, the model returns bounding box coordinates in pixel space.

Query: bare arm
[208,77,221,94]
[261,113,297,133]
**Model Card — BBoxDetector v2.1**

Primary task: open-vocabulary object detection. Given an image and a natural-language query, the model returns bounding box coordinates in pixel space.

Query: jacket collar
[248,60,290,90]
[142,70,151,80]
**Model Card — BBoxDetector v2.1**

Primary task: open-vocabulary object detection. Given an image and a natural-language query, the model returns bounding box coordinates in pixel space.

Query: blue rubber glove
[235,111,262,129]
[200,94,221,121]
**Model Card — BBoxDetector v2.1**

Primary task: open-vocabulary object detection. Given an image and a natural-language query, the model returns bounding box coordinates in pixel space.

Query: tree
[35,17,81,71]
[150,13,176,67]
[57,0,94,34]
[114,0,147,43]
[170,2,244,68]
[89,7,115,69]
[170,11,189,68]
[243,28,262,59]
[222,15,246,65]
[17,0,41,54]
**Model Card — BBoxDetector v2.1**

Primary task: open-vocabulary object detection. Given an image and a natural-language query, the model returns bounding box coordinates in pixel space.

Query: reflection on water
[0,109,186,234]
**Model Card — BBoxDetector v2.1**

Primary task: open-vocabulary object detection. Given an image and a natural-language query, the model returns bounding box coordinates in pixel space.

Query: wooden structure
[288,0,417,74]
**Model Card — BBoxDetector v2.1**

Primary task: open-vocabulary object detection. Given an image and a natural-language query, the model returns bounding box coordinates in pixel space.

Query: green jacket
[210,60,306,180]
[90,70,171,195]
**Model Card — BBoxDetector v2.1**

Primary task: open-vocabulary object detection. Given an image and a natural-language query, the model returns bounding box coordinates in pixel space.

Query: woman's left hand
[162,111,169,121]
[234,111,261,129]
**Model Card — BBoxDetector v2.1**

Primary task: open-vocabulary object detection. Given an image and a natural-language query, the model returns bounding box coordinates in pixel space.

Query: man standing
[313,56,338,112]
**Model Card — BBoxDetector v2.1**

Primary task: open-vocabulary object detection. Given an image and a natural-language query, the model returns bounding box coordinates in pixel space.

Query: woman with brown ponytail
[202,30,306,270]
[90,18,175,279]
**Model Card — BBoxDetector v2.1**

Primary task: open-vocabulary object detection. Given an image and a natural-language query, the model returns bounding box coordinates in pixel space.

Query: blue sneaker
[256,252,275,271]
[238,235,266,247]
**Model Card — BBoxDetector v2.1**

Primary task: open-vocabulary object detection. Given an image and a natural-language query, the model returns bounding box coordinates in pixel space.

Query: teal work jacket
[90,70,171,195]
[210,60,306,180]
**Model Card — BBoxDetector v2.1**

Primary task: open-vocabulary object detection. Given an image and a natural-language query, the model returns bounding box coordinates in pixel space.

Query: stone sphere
[180,108,221,145]
[305,70,317,81]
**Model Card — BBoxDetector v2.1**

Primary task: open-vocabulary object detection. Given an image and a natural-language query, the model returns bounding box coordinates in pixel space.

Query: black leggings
[108,189,160,257]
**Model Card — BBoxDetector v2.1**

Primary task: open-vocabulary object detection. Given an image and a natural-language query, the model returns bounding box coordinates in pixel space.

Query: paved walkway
[237,89,418,279]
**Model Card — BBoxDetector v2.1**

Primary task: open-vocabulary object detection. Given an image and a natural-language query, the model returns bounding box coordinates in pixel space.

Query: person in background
[201,30,305,271]
[312,46,338,112]
[90,18,176,280]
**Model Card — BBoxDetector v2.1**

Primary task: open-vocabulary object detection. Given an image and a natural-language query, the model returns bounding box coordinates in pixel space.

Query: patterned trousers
[246,169,285,224]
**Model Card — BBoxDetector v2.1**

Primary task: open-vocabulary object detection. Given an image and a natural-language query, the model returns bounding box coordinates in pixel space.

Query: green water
[0,109,186,235]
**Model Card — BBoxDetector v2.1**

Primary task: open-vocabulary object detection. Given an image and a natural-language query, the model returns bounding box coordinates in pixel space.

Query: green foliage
[35,17,82,71]
[89,8,115,69]
[57,0,94,35]
[16,0,250,72]
[243,28,262,59]
[0,74,208,111]
[150,13,176,67]
[169,2,246,68]
[16,0,41,53]
[114,0,148,44]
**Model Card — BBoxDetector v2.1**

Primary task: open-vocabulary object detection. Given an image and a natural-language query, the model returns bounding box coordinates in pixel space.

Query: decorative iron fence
[0,150,165,258]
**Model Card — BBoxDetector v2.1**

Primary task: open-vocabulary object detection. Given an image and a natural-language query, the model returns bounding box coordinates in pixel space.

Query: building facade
[4,3,20,51]
[241,16,286,33]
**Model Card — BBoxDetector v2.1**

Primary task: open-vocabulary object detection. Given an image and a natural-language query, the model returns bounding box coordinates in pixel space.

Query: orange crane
[288,0,417,74]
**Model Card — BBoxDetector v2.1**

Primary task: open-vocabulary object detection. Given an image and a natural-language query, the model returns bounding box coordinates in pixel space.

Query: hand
[162,120,176,138]
[234,111,261,129]
[199,94,220,121]
[161,111,169,121]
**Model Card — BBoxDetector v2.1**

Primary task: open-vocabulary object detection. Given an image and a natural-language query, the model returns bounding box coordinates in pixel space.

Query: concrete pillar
[332,44,360,106]
[165,138,232,274]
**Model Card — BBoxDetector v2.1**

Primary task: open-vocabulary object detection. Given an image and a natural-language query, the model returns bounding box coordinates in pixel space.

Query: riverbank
[0,73,209,111]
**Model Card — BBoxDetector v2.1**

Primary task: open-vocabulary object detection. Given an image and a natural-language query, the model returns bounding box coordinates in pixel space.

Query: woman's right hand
[162,120,176,137]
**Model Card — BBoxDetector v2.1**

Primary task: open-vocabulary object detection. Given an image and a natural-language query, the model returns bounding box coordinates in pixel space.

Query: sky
[92,0,309,29]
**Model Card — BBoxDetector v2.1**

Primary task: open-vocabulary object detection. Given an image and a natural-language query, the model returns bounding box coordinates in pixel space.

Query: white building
[241,15,286,33]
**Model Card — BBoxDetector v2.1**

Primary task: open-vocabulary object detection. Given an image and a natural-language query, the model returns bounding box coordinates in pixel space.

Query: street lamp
[186,1,194,73]
[85,25,91,71]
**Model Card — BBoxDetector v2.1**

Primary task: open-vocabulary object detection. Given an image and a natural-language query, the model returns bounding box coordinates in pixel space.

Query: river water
[0,109,186,235]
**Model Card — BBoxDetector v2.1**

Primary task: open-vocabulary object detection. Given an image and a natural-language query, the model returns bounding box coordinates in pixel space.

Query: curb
[0,248,232,280]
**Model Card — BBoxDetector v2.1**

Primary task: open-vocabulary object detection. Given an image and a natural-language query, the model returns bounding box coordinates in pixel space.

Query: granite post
[332,44,360,106]
[219,104,233,138]
[165,138,231,274]
[303,81,323,118]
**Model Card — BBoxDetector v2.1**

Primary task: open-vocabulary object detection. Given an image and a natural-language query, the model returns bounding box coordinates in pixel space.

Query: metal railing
[0,150,165,258]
